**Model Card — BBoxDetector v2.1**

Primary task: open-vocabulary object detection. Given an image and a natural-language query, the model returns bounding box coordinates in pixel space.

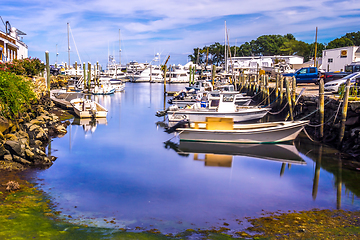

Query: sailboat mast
[119,29,122,66]
[67,23,70,69]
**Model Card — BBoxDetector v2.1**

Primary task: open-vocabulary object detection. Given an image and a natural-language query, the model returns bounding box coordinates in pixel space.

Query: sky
[1,0,360,67]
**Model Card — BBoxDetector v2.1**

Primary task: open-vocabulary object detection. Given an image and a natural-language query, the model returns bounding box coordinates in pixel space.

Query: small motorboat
[92,78,116,95]
[167,92,269,124]
[70,98,108,118]
[177,117,309,144]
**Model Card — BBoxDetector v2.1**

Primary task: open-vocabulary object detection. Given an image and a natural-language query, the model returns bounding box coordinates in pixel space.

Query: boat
[130,65,163,83]
[167,64,189,83]
[177,117,309,144]
[185,80,213,92]
[91,78,116,95]
[98,76,125,92]
[166,91,270,124]
[70,98,108,118]
[175,141,306,164]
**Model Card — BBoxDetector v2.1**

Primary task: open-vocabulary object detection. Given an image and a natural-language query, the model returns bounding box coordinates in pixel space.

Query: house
[0,23,28,62]
[321,46,360,72]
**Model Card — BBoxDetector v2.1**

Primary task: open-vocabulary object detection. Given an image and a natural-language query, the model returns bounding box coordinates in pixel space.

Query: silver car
[324,72,360,93]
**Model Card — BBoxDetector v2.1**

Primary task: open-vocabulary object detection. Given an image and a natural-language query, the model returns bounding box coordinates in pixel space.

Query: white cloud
[1,0,359,65]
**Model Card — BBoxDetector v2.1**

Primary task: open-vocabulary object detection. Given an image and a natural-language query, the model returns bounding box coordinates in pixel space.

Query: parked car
[320,71,349,83]
[324,72,360,93]
[283,67,321,84]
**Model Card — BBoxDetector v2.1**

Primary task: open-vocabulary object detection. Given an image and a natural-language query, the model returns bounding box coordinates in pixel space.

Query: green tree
[326,37,354,49]
[344,31,360,46]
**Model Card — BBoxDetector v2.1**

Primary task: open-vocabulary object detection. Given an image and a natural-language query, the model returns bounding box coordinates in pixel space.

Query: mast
[67,23,70,69]
[119,29,122,67]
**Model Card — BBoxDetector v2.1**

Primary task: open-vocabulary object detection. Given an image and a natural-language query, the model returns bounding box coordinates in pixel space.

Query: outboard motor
[165,119,190,133]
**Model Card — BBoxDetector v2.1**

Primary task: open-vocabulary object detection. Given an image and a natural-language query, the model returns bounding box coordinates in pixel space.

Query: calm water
[26,83,360,233]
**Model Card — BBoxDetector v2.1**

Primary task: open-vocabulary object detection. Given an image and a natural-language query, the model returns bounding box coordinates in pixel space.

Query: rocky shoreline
[0,94,72,171]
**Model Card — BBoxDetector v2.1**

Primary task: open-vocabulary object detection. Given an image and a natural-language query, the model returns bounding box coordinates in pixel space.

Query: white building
[322,46,360,72]
[0,25,28,62]
[227,55,303,74]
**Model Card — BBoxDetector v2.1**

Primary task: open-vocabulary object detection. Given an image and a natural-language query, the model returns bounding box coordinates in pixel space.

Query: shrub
[0,58,45,77]
[0,71,36,119]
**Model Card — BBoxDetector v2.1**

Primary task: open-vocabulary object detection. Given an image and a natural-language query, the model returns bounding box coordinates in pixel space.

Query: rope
[298,100,332,121]
[307,101,342,127]
[261,94,280,108]
[303,127,318,142]
[268,102,288,115]
[255,87,276,107]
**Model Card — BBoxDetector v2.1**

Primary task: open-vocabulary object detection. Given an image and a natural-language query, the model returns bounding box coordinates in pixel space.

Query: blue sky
[1,0,360,67]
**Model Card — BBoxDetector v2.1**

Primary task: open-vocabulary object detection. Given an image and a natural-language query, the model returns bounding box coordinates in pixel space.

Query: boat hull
[178,121,308,144]
[168,108,270,123]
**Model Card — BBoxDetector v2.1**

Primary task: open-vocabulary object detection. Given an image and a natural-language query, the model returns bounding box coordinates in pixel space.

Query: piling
[188,66,192,86]
[75,61,78,76]
[319,78,325,138]
[280,76,284,105]
[45,51,50,95]
[275,74,279,99]
[266,75,270,105]
[192,66,195,84]
[212,65,216,87]
[285,77,294,121]
[292,76,296,104]
[83,62,86,89]
[163,65,167,94]
[96,61,99,85]
[150,65,153,83]
[87,62,91,89]
[339,79,351,144]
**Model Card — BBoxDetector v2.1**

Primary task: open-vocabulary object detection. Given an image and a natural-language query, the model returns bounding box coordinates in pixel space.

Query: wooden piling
[339,79,351,144]
[83,62,86,89]
[212,65,216,87]
[275,74,279,98]
[163,65,167,94]
[87,62,91,89]
[280,76,284,105]
[285,77,294,121]
[45,51,50,95]
[292,76,296,104]
[75,61,78,76]
[319,78,325,138]
[96,61,99,86]
[266,75,270,106]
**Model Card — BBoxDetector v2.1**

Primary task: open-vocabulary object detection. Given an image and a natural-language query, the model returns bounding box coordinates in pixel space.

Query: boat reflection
[72,118,108,134]
[166,141,306,167]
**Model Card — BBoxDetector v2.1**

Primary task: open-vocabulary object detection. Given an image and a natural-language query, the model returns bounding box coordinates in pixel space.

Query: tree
[327,37,354,49]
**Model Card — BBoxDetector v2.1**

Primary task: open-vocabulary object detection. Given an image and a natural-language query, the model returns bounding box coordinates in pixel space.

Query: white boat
[185,80,213,92]
[92,78,116,95]
[131,65,163,83]
[178,118,309,144]
[70,98,108,118]
[167,92,270,124]
[168,64,189,83]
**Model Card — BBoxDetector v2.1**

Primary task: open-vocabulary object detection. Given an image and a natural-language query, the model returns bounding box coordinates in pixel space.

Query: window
[328,58,333,63]
[309,68,316,73]
[299,68,308,74]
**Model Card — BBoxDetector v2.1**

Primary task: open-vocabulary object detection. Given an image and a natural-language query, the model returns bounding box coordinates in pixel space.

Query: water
[26,83,360,233]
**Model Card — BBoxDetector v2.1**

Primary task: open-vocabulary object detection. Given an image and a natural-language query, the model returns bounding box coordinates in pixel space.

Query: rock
[0,131,4,140]
[0,117,12,133]
[56,125,67,134]
[34,140,43,146]
[345,116,359,126]
[0,143,7,157]
[4,134,18,141]
[35,148,46,156]
[3,154,12,161]
[351,127,360,137]
[25,149,35,160]
[29,124,41,132]
[13,155,31,165]
[4,140,22,156]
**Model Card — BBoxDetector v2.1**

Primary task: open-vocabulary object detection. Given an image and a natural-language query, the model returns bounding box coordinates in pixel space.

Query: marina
[22,82,360,235]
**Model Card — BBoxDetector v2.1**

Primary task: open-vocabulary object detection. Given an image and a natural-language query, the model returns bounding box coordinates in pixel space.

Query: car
[324,72,360,93]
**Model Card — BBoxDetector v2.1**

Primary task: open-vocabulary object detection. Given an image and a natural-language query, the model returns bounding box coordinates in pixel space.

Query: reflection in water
[32,83,360,234]
[72,118,108,135]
